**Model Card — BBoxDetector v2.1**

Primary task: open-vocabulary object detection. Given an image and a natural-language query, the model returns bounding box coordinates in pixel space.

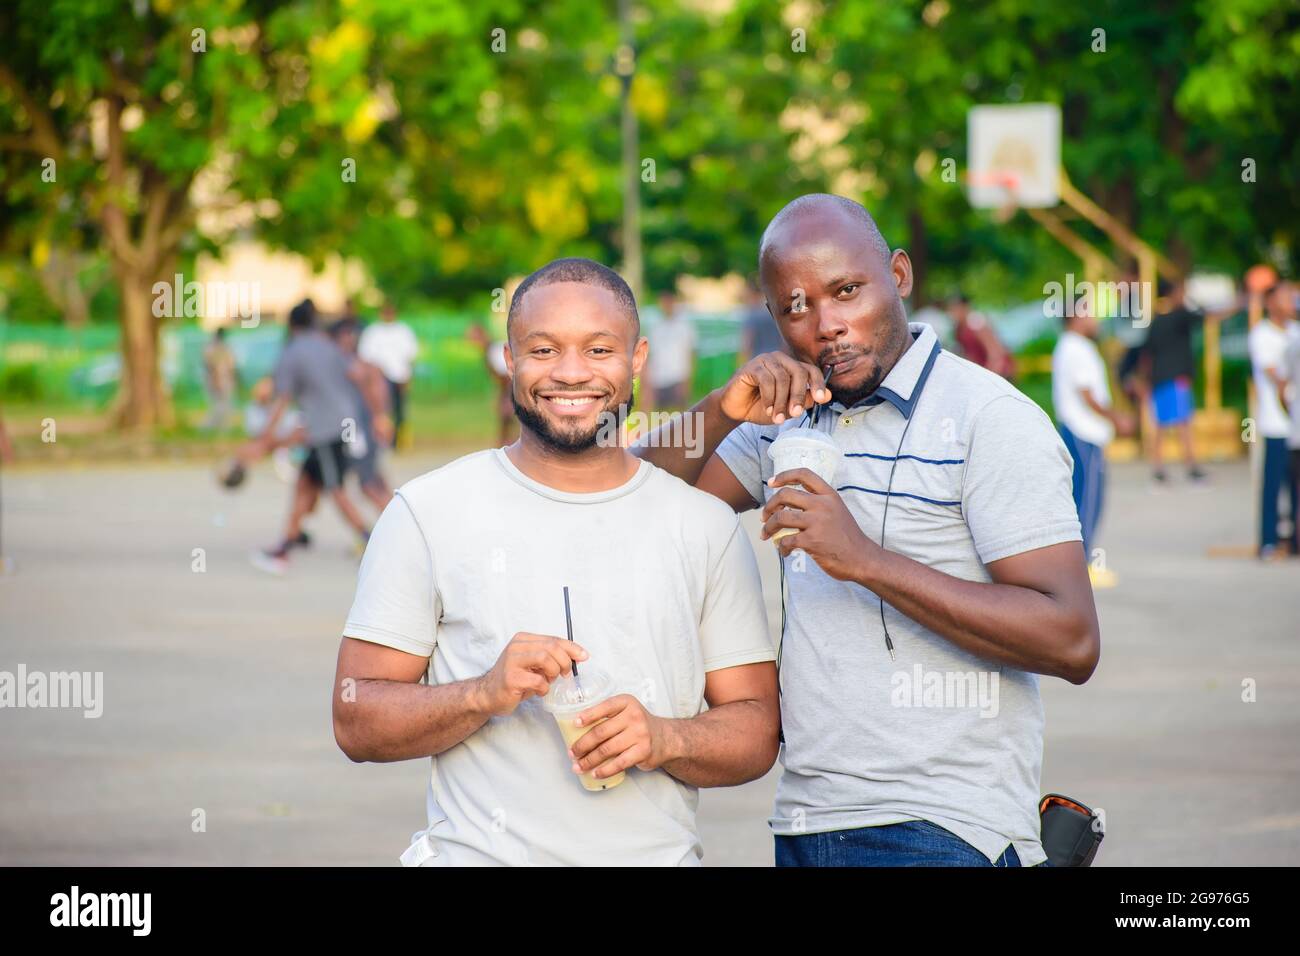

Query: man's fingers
[575,694,628,728]
[761,508,810,541]
[760,485,814,521]
[752,364,777,419]
[569,715,626,766]
[782,361,811,417]
[775,532,804,558]
[510,672,551,700]
[769,361,792,424]
[542,643,583,677]
[807,362,830,404]
[769,466,835,496]
[586,732,648,779]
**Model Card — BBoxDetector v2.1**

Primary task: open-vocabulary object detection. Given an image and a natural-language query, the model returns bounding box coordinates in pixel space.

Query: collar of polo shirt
[832,321,942,419]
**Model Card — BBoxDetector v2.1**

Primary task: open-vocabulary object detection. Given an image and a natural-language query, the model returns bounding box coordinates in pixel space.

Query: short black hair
[508,257,639,341]
[758,193,892,268]
[288,299,317,330]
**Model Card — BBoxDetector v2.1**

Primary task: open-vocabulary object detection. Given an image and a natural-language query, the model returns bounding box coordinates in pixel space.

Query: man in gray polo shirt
[636,194,1101,866]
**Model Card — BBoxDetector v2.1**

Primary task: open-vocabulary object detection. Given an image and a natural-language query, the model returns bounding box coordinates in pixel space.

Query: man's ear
[632,336,649,378]
[504,343,515,376]
[891,249,914,299]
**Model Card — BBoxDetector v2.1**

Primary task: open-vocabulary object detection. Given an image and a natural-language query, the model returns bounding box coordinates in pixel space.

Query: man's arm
[333,632,588,762]
[632,351,830,484]
[761,468,1100,684]
[568,661,779,787]
[256,394,291,444]
[1080,387,1135,435]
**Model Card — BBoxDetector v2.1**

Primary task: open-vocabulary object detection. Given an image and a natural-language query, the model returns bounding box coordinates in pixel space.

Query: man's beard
[823,313,912,408]
[512,383,634,453]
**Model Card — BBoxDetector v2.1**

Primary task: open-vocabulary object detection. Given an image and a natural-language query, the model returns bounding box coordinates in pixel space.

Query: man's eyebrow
[823,275,852,290]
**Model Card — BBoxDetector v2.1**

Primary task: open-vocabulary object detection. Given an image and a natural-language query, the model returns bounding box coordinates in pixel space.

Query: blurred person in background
[215,375,305,490]
[1052,300,1134,588]
[202,326,239,430]
[358,302,418,449]
[330,317,394,512]
[0,402,12,464]
[1279,321,1300,561]
[1145,279,1232,486]
[1249,280,1299,559]
[467,296,516,447]
[949,294,1015,380]
[1117,331,1151,456]
[1285,314,1300,554]
[736,278,788,366]
[646,290,696,411]
[251,299,374,574]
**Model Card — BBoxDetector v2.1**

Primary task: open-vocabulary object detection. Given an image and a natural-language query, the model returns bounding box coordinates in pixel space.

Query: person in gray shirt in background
[737,277,789,366]
[636,194,1101,867]
[252,299,377,575]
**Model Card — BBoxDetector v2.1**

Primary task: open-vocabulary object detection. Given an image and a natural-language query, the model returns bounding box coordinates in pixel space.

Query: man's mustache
[817,345,869,368]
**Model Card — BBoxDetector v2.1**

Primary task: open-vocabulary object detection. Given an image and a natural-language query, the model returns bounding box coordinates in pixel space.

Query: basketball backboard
[967,103,1061,209]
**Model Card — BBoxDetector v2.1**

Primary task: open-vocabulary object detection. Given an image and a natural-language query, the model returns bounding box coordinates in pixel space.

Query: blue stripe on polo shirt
[844,451,965,465]
[835,484,962,508]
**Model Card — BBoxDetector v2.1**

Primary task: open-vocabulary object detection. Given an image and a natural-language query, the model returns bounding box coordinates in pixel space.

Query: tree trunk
[115,268,169,429]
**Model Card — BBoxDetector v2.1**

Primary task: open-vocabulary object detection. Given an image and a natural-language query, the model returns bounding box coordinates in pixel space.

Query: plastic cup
[541,664,627,792]
[766,428,843,540]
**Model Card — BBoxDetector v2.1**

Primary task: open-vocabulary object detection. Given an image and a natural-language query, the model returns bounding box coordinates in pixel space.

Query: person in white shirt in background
[358,302,419,449]
[646,291,696,410]
[1052,301,1135,588]
[1248,280,1299,559]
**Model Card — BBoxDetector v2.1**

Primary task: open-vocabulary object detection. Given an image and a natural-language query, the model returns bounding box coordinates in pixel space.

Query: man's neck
[505,431,639,493]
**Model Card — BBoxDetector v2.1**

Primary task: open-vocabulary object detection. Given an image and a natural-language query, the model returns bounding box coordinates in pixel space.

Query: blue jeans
[1059,423,1106,557]
[775,821,1025,867]
[1260,437,1298,551]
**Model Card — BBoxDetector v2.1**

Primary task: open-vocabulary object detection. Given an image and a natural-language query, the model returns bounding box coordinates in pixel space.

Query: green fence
[0,311,752,407]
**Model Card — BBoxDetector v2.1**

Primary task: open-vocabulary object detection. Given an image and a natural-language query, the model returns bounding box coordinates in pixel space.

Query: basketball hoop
[967,170,1022,223]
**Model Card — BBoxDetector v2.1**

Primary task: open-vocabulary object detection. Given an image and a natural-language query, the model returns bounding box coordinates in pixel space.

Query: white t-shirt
[1248,320,1294,439]
[343,449,774,866]
[358,321,419,384]
[1051,330,1114,446]
[648,317,696,388]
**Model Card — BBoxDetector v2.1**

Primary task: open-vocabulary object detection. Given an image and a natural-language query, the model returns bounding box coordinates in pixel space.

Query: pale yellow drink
[555,715,626,791]
[542,664,627,792]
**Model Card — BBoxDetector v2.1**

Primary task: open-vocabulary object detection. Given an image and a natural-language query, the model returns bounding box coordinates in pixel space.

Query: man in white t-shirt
[1249,280,1299,558]
[1051,303,1133,586]
[358,303,419,448]
[333,257,778,866]
[647,291,696,410]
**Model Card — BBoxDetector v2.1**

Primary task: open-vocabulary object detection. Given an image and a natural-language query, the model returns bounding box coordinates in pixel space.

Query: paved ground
[1,450,1297,865]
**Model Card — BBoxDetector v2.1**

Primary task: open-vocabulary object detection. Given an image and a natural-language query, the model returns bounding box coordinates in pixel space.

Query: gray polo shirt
[716,321,1082,865]
[273,331,360,447]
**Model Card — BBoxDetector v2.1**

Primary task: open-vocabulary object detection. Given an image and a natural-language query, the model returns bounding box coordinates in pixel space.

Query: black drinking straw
[562,586,581,689]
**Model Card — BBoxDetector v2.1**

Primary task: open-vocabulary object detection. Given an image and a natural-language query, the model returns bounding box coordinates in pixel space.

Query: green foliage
[1,0,1297,321]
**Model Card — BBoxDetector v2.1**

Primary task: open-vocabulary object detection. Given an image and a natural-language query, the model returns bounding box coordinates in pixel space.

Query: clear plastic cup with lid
[766,428,843,540]
[541,663,627,792]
